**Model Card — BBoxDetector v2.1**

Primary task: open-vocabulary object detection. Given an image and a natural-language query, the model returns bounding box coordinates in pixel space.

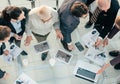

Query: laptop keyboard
[77,68,96,80]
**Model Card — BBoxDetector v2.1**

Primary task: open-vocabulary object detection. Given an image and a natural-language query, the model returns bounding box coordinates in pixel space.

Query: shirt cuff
[10,32,14,37]
[98,36,103,40]
[53,22,60,30]
[67,42,72,45]
[26,31,32,36]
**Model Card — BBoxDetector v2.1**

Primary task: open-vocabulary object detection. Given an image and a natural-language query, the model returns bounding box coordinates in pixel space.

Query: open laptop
[34,41,50,53]
[73,60,101,83]
[55,49,73,64]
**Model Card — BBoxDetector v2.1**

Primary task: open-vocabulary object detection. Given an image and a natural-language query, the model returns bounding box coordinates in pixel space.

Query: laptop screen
[77,67,96,80]
[56,50,72,63]
[34,41,49,52]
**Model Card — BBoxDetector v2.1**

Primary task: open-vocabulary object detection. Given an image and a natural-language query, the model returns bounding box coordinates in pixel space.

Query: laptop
[55,49,73,64]
[73,60,101,83]
[34,41,50,53]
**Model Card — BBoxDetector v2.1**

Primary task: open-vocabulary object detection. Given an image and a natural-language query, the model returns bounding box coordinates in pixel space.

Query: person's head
[0,25,11,42]
[70,2,89,18]
[38,5,52,21]
[2,6,25,21]
[115,16,120,29]
[97,0,111,12]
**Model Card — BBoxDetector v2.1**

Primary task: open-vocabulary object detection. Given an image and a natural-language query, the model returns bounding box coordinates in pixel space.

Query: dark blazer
[94,0,119,39]
[85,0,95,6]
[0,43,6,55]
[0,7,30,43]
[58,0,87,43]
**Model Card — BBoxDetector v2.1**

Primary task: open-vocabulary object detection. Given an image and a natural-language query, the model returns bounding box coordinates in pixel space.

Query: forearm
[99,26,113,39]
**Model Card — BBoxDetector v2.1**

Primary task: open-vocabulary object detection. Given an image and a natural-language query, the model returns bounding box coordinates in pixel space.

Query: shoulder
[29,7,39,15]
[21,7,31,15]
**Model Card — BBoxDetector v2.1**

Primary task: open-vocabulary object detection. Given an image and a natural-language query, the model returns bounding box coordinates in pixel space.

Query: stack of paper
[3,43,23,63]
[82,29,99,48]
[85,47,107,66]
[14,73,38,84]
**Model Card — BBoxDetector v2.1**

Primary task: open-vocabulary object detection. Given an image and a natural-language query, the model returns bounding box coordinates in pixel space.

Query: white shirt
[26,7,60,36]
[10,20,22,34]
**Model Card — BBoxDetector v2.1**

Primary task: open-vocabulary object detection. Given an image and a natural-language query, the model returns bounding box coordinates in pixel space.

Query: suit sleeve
[85,0,95,6]
[0,69,6,79]
[110,55,120,66]
[95,10,119,38]
[60,16,79,43]
[61,26,72,43]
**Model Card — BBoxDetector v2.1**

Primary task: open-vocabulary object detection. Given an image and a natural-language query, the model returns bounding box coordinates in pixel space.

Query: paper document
[82,29,99,48]
[3,43,23,63]
[85,47,107,66]
[14,73,38,84]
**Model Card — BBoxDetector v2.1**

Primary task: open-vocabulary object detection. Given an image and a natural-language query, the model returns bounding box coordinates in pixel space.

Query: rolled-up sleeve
[110,55,120,66]
[51,9,60,30]
[25,17,32,36]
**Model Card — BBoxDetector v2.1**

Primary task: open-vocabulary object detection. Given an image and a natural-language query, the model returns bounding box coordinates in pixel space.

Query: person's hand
[13,34,22,40]
[95,37,103,48]
[97,63,110,74]
[56,29,64,40]
[24,36,33,46]
[3,50,9,56]
[68,44,74,51]
[2,73,9,80]
[97,68,104,74]
[103,38,108,47]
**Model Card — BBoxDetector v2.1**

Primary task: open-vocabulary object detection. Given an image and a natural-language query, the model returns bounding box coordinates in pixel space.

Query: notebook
[73,60,101,83]
[55,49,73,64]
[34,41,50,53]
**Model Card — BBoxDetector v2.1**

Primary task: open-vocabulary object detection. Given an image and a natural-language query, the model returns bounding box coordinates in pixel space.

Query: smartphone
[75,42,84,51]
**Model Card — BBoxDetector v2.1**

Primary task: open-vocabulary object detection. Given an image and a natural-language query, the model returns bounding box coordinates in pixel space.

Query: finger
[56,35,59,39]
[61,36,64,41]
[59,36,63,40]
[95,42,99,47]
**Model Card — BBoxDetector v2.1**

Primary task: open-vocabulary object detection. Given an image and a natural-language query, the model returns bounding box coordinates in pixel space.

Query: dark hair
[70,2,88,17]
[0,25,11,40]
[2,6,22,21]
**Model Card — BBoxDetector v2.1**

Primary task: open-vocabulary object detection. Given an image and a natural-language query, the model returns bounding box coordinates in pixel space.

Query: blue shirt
[10,20,22,36]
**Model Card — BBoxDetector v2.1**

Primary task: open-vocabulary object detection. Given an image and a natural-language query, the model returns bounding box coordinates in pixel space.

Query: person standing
[93,0,119,47]
[0,25,11,79]
[58,0,89,51]
[0,6,30,55]
[25,5,63,61]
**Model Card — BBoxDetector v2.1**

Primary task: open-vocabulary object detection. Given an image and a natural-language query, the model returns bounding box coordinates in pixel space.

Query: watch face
[92,30,97,34]
[10,45,15,49]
